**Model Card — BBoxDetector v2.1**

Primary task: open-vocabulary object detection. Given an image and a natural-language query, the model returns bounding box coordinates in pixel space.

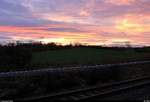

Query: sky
[0,0,149,46]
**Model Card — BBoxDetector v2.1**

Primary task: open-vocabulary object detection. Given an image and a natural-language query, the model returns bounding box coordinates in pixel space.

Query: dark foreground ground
[0,45,150,101]
[98,84,150,101]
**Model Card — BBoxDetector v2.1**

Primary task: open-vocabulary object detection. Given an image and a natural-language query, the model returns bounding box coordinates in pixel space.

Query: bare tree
[125,41,132,48]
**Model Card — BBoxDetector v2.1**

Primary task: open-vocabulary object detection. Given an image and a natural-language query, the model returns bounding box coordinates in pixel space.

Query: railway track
[0,60,150,100]
[16,76,150,101]
[0,60,150,77]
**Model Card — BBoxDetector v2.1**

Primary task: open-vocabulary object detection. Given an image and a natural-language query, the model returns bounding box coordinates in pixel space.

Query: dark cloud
[0,36,11,40]
[42,27,85,33]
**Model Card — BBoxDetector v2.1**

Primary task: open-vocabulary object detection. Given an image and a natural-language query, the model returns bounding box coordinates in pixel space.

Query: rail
[0,60,150,77]
[17,75,150,101]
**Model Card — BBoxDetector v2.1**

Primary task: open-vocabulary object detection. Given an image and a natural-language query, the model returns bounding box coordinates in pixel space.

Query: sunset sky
[0,0,149,46]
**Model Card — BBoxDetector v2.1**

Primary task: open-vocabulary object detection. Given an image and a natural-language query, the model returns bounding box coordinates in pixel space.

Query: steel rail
[17,75,150,101]
[0,60,150,77]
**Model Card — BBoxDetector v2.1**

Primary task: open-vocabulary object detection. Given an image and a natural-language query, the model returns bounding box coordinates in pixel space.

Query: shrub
[0,46,32,71]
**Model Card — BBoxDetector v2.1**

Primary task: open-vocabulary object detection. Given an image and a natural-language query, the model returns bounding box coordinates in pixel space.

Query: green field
[30,47,150,68]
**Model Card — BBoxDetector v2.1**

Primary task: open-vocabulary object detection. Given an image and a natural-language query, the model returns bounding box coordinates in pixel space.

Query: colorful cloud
[0,0,149,46]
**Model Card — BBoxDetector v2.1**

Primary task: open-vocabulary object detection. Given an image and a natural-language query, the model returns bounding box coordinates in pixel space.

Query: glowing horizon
[0,0,149,46]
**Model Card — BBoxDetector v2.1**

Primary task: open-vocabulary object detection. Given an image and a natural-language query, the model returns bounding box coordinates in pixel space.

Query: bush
[0,46,32,71]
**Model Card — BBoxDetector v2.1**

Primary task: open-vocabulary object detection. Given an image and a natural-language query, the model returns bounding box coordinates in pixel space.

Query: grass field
[30,47,150,68]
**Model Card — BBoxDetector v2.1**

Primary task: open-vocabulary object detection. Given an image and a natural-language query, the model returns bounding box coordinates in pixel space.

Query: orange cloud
[115,14,150,34]
[116,19,143,33]
[106,0,135,5]
[79,10,90,16]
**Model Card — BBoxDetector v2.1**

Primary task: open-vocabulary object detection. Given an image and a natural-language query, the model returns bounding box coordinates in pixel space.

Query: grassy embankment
[30,47,150,68]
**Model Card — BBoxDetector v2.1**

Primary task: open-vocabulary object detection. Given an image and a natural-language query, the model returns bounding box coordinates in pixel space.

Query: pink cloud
[105,0,135,5]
